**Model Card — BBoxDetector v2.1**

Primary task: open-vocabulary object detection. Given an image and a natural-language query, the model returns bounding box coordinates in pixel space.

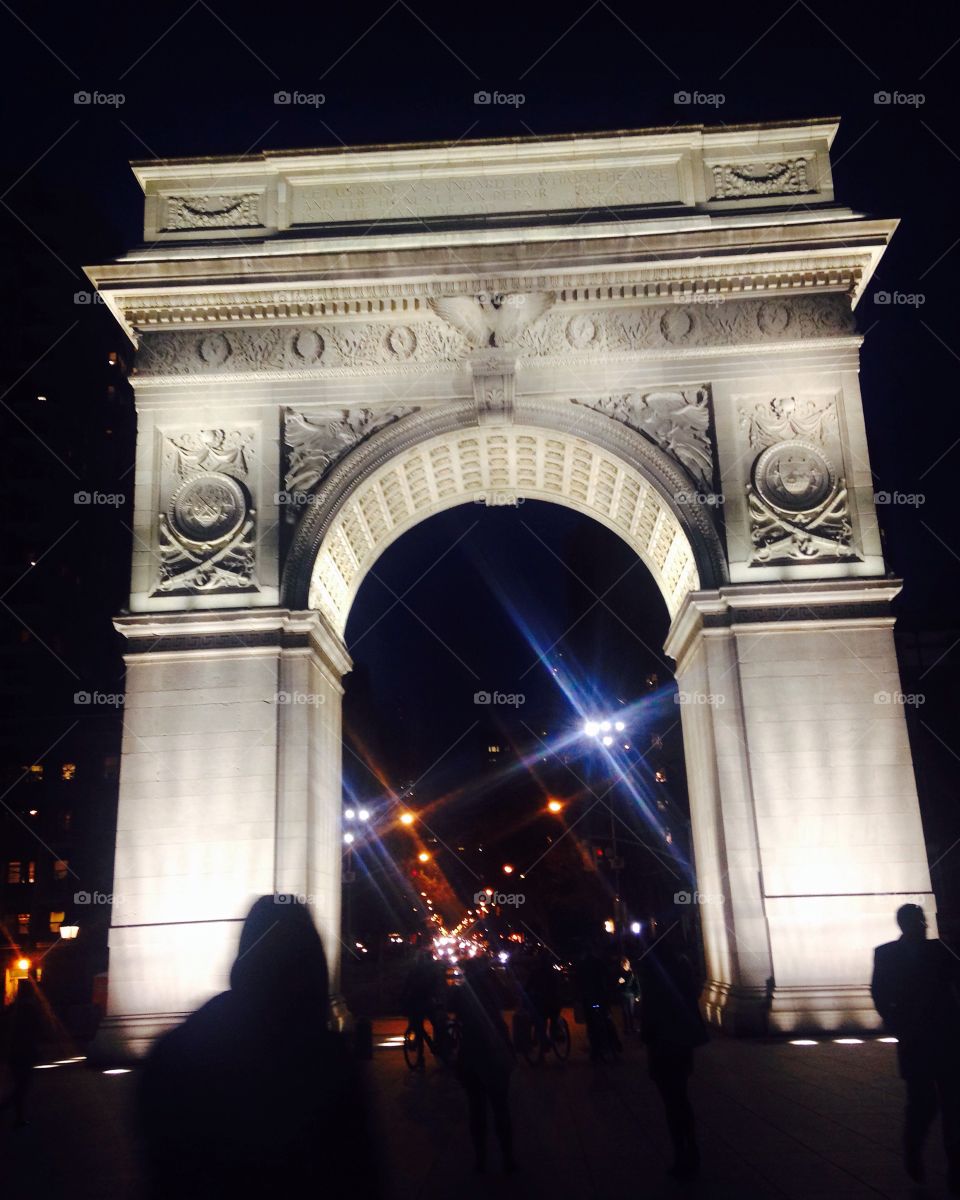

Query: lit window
[27,862,36,883]
[487,745,500,754]
[7,861,21,884]
[61,763,77,782]
[24,764,43,782]
[49,911,65,933]
[655,770,668,784]
[53,860,69,880]
[17,913,29,933]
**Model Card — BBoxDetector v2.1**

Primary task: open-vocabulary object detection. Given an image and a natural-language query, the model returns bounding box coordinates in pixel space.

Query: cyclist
[525,951,563,1051]
[401,950,445,1066]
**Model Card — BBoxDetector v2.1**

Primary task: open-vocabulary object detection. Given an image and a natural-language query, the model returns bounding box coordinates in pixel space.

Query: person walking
[452,958,517,1175]
[872,903,960,1192]
[639,925,707,1180]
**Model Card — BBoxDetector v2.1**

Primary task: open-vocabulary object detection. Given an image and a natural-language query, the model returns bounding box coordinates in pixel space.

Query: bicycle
[515,1009,571,1065]
[403,1013,461,1070]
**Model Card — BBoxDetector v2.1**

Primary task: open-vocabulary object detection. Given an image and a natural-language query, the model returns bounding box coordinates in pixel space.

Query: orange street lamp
[417,851,431,863]
[16,957,31,972]
[502,864,514,874]
[400,812,415,826]
[547,799,563,814]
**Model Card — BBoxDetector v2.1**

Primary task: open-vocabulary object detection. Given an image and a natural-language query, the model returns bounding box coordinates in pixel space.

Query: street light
[358,808,370,822]
[583,713,630,942]
[547,798,563,814]
[343,831,355,845]
[400,812,415,826]
[503,864,514,875]
[418,851,431,863]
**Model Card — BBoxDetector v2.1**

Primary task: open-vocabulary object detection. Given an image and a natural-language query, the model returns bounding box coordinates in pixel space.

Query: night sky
[3,2,960,929]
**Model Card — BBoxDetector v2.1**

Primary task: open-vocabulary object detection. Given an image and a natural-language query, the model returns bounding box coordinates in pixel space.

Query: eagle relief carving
[429,291,555,348]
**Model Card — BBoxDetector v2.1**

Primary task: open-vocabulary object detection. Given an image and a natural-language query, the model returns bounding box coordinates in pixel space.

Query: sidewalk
[1,1016,950,1199]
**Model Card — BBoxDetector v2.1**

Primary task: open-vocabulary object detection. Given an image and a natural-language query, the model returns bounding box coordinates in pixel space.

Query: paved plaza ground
[1,1014,953,1199]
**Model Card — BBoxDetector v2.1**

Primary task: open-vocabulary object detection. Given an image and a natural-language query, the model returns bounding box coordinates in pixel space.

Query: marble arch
[87,120,934,1057]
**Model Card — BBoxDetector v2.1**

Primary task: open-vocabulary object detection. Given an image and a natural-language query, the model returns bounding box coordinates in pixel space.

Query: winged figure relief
[429,292,555,348]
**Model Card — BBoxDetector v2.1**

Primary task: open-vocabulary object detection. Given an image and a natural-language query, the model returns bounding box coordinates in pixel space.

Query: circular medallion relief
[198,333,231,366]
[660,307,694,343]
[566,314,598,349]
[168,474,247,544]
[292,329,325,363]
[753,439,837,513]
[757,302,791,336]
[386,326,417,358]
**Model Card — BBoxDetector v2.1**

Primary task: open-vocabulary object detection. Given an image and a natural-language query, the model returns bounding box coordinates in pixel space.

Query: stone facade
[86,120,931,1055]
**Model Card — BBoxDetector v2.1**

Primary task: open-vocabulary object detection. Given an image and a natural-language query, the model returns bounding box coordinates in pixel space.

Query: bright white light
[833,1038,863,1045]
[54,1056,87,1064]
[358,808,370,821]
[878,1036,898,1044]
[615,721,625,732]
[789,1039,818,1046]
[602,736,614,746]
[584,721,600,737]
[34,1064,60,1070]
[600,721,612,732]
[343,832,355,845]
[498,951,509,963]
[344,808,356,820]
[630,921,641,934]
[102,1068,131,1075]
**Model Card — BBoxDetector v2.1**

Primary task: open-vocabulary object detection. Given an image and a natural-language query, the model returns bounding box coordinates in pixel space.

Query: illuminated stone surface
[86,121,931,1055]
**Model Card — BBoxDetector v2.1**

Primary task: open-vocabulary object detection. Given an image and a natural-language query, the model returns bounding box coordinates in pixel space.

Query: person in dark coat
[639,927,708,1180]
[452,958,516,1174]
[139,895,381,1199]
[872,903,960,1191]
[1,985,43,1127]
[617,956,641,1036]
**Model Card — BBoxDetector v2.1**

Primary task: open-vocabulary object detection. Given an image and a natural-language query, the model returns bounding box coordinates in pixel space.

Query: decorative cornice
[135,293,854,380]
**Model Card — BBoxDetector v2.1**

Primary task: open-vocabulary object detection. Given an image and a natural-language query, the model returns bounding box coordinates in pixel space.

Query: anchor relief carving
[155,429,258,594]
[739,396,857,563]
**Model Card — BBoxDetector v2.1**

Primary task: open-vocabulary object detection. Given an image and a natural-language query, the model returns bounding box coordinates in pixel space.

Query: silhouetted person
[1,985,43,1128]
[523,949,562,1047]
[639,927,707,1179]
[139,896,380,1199]
[617,956,640,1036]
[452,958,516,1174]
[872,903,960,1191]
[576,947,621,1059]
[401,949,445,1063]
